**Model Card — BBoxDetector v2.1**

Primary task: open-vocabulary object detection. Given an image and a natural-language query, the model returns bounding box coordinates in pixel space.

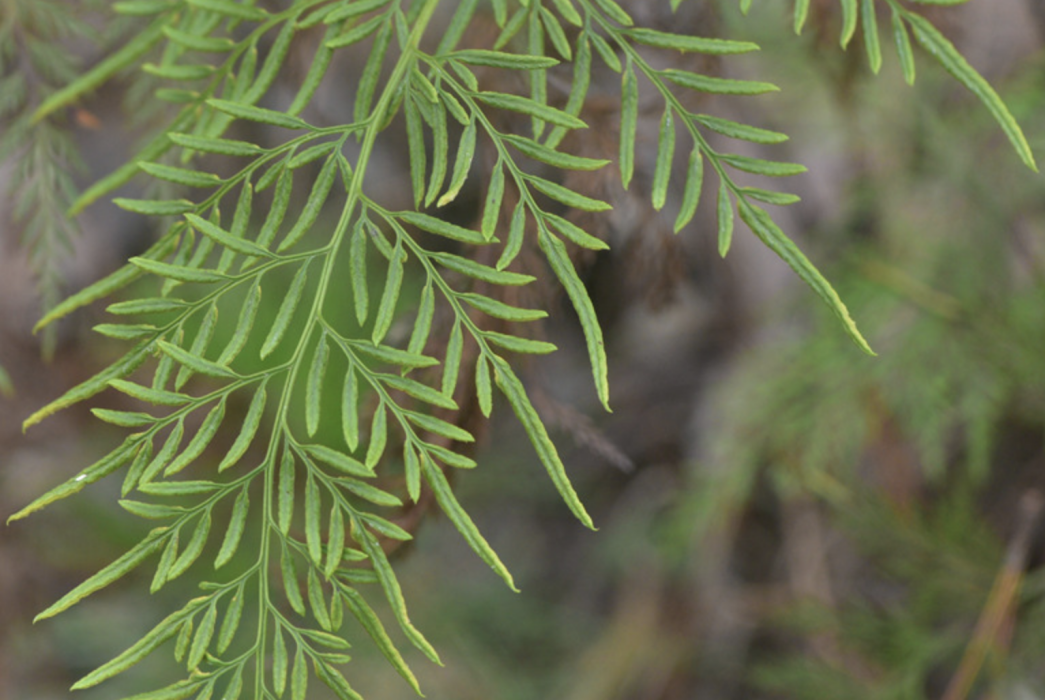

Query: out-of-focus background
[3,1,1045,698]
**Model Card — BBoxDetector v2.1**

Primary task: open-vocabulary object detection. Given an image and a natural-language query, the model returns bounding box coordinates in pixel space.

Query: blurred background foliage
[3,1,1045,699]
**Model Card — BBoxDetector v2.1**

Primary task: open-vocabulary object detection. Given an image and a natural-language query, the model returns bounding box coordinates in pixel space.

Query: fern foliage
[8,1,1035,699]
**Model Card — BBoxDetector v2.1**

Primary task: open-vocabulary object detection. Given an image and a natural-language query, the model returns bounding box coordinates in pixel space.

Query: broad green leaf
[279,155,340,252]
[675,147,704,233]
[527,175,612,212]
[452,49,558,69]
[493,356,594,528]
[484,331,557,355]
[441,321,463,397]
[217,585,245,654]
[422,457,516,589]
[482,161,505,240]
[24,343,151,429]
[165,400,226,476]
[740,186,802,206]
[550,0,582,25]
[139,481,221,497]
[315,661,365,700]
[540,6,571,60]
[219,381,267,471]
[372,241,405,345]
[626,28,758,54]
[214,487,249,568]
[904,11,1037,171]
[590,32,621,72]
[308,565,332,630]
[113,1,174,16]
[379,373,458,410]
[186,0,267,20]
[109,379,191,406]
[339,478,402,508]
[186,213,273,258]
[404,441,421,502]
[404,412,474,443]
[207,98,309,130]
[504,133,609,170]
[353,527,440,663]
[120,500,185,519]
[217,281,262,365]
[306,336,330,437]
[407,281,435,356]
[663,69,779,95]
[342,367,360,452]
[326,14,385,49]
[405,98,426,207]
[36,234,177,330]
[620,59,638,189]
[496,200,527,269]
[862,0,882,74]
[719,153,807,177]
[400,211,487,244]
[289,25,337,115]
[794,0,811,32]
[130,257,226,284]
[736,200,874,354]
[350,341,439,368]
[305,473,322,566]
[33,18,166,122]
[281,548,306,615]
[652,108,675,211]
[350,219,369,325]
[476,355,493,417]
[324,505,345,578]
[891,9,916,85]
[438,119,477,207]
[423,442,477,470]
[303,444,373,478]
[365,404,388,469]
[162,26,234,52]
[139,162,221,188]
[261,263,311,359]
[694,114,789,144]
[279,450,296,536]
[592,0,633,25]
[35,529,167,620]
[544,211,608,250]
[257,168,292,247]
[341,588,421,694]
[158,340,236,379]
[168,510,210,579]
[840,0,858,47]
[460,293,548,322]
[474,91,587,129]
[436,0,481,53]
[291,646,308,700]
[116,198,196,216]
[187,602,217,670]
[323,0,389,23]
[717,184,735,257]
[71,602,199,689]
[89,407,153,428]
[354,20,392,123]
[152,530,179,593]
[143,61,216,81]
[107,297,187,315]
[545,32,591,150]
[273,626,288,696]
[540,242,611,397]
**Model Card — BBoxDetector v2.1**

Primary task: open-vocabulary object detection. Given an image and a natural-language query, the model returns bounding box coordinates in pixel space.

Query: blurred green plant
[4,1,1036,699]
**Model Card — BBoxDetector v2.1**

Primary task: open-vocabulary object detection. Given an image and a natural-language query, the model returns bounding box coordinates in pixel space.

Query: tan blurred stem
[941,490,1043,700]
